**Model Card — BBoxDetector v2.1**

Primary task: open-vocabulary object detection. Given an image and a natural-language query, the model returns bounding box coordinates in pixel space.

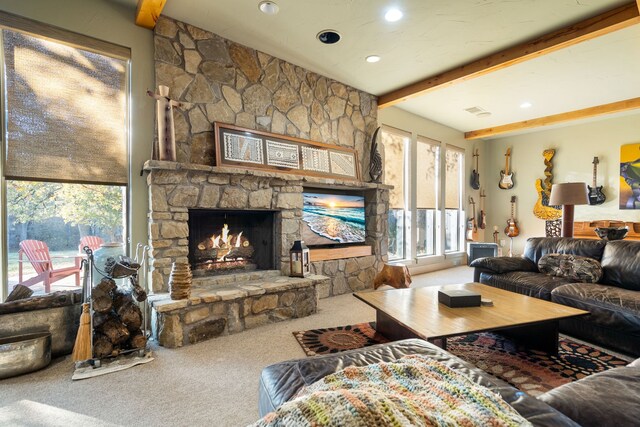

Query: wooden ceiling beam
[378,2,640,109]
[464,97,640,140]
[135,0,167,29]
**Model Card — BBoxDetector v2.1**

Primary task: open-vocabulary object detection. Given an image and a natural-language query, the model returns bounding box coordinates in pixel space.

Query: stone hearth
[150,271,328,347]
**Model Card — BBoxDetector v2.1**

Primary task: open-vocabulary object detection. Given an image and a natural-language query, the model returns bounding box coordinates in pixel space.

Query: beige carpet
[0,266,473,427]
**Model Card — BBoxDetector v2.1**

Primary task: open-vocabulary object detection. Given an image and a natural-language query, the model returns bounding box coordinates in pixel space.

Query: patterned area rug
[293,322,388,355]
[293,323,629,396]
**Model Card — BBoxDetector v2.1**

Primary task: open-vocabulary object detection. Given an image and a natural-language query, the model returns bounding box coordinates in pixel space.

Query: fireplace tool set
[75,243,151,368]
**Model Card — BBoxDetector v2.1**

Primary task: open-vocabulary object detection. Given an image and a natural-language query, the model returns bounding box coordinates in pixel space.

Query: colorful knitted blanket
[252,355,532,427]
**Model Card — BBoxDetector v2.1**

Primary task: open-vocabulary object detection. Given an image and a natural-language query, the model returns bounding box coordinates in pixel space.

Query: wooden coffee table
[354,282,588,355]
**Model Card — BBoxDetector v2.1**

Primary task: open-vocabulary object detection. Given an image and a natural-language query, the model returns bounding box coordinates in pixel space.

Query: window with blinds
[2,25,129,184]
[445,146,464,252]
[416,136,440,257]
[1,13,130,297]
[382,127,409,261]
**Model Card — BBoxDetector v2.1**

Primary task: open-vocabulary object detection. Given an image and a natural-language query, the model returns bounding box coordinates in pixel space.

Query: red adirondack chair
[18,240,82,293]
[78,235,104,253]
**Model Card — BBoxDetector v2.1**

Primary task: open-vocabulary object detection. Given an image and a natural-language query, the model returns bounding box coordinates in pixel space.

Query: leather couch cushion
[523,237,606,265]
[538,253,603,283]
[259,339,578,426]
[470,256,538,274]
[551,283,640,333]
[480,271,575,300]
[601,240,640,291]
[538,364,640,427]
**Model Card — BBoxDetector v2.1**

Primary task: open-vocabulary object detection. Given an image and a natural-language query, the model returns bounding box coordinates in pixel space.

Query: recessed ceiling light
[520,101,532,109]
[385,8,403,22]
[476,111,492,118]
[317,30,341,45]
[258,1,279,15]
[366,55,381,63]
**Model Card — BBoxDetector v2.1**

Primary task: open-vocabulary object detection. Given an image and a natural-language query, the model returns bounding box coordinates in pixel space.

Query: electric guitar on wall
[499,148,515,190]
[587,157,606,205]
[505,196,520,238]
[470,148,480,190]
[466,197,478,241]
[479,189,487,229]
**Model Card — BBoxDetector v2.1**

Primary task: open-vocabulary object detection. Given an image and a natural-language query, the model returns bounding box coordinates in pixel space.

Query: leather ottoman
[258,339,578,426]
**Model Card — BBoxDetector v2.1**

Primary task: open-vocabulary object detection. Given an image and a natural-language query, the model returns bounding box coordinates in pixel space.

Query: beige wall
[483,113,640,255]
[378,106,487,272]
[0,0,154,258]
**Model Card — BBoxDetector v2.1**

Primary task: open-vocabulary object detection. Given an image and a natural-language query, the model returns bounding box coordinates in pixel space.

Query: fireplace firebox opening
[188,209,276,277]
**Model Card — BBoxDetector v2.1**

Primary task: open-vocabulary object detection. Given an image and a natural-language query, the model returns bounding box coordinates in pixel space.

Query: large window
[1,14,130,297]
[382,126,465,262]
[444,147,464,253]
[382,127,410,261]
[416,136,440,257]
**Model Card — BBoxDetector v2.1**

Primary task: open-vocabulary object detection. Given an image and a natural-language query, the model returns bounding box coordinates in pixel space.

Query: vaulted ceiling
[129,0,640,139]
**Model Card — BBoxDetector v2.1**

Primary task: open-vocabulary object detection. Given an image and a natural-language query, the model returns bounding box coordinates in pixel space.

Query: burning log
[194,224,255,265]
[224,245,254,260]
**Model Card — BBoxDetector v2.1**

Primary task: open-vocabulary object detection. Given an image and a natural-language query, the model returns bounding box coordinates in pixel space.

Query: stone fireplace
[145,162,390,348]
[145,161,389,296]
[146,15,390,347]
[188,209,276,277]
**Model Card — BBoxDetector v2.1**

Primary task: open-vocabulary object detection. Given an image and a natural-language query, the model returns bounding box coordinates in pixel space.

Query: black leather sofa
[258,339,640,427]
[470,237,640,357]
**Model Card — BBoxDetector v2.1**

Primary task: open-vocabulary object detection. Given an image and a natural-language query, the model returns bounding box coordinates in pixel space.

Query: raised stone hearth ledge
[143,160,393,191]
[149,274,328,347]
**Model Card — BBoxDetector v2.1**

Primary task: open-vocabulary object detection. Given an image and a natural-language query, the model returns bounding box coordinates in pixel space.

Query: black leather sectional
[471,237,640,357]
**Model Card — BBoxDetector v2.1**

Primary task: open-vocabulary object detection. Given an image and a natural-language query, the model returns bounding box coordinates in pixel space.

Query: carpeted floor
[293,323,629,397]
[3,266,628,426]
[1,266,473,426]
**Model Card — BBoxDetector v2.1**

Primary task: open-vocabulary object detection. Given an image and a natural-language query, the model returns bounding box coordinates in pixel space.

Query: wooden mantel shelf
[143,160,392,191]
[310,245,372,262]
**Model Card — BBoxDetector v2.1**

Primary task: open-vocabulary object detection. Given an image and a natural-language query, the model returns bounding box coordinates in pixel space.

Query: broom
[72,256,92,362]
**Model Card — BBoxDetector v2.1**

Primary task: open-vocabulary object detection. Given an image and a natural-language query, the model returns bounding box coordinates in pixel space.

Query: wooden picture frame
[214,123,360,180]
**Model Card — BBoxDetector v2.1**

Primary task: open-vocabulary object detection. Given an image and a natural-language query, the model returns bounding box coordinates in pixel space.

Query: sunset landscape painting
[302,192,366,245]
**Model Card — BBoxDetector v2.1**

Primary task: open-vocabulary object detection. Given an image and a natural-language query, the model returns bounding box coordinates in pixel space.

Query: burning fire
[196,224,252,264]
[210,224,243,249]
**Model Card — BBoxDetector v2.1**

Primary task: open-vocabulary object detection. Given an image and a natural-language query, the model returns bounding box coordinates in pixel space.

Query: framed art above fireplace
[214,122,360,180]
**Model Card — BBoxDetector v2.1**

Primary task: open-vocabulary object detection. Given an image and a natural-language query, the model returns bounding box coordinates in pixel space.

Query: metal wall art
[214,123,360,180]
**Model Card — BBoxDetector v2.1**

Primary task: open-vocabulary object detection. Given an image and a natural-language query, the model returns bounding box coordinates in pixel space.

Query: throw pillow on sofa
[538,253,602,283]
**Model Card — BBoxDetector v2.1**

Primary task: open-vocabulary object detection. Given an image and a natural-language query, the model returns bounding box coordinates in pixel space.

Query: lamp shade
[549,182,589,206]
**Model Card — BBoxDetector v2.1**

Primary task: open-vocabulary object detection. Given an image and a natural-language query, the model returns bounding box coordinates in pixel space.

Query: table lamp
[549,182,589,237]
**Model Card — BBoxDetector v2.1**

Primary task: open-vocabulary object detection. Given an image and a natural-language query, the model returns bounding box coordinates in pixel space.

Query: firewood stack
[91,255,147,359]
